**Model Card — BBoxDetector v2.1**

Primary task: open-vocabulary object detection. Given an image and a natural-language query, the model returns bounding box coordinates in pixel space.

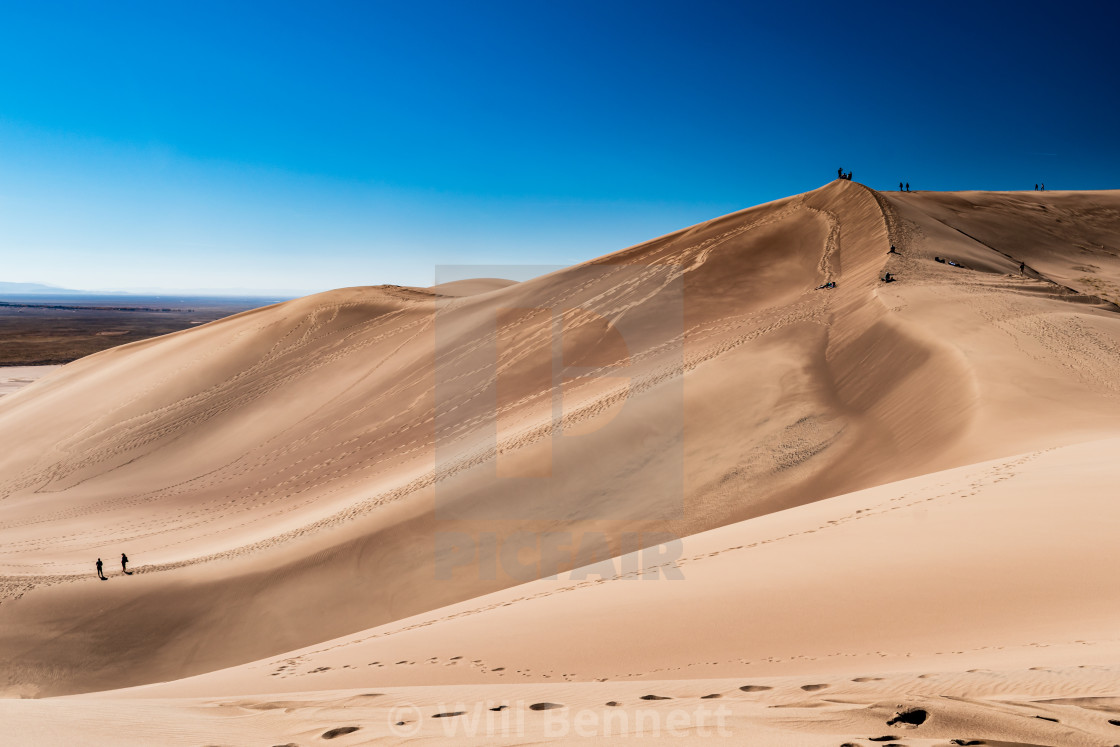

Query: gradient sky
[2,0,1117,294]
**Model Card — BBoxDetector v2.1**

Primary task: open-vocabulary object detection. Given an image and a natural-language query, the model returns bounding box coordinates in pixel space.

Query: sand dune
[10,440,1120,744]
[116,437,1120,699]
[428,277,519,297]
[2,180,1120,743]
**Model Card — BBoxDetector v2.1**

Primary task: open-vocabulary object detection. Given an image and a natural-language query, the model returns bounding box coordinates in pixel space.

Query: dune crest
[2,181,1120,743]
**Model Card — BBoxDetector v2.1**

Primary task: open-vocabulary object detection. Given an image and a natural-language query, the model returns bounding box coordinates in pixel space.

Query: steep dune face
[893,189,1120,304]
[2,181,1119,697]
[876,190,1120,464]
[93,438,1120,747]
[126,437,1120,699]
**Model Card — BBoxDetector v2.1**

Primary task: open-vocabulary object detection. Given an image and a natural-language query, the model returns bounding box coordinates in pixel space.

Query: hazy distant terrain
[0,294,289,365]
[0,282,84,295]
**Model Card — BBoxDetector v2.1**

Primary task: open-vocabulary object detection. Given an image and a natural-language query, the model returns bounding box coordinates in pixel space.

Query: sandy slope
[2,181,1120,743]
[9,440,1120,744]
[428,277,519,296]
[115,437,1120,697]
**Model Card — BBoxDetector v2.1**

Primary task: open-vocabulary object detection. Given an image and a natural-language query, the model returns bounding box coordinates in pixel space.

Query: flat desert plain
[2,179,1120,745]
[0,296,285,366]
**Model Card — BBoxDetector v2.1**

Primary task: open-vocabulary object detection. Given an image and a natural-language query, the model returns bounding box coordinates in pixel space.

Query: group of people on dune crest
[836,168,1048,194]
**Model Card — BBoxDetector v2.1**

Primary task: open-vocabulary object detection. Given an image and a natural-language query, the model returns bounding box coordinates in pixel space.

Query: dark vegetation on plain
[0,295,285,365]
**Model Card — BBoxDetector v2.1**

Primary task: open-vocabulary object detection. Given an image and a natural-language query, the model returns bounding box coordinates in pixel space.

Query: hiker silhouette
[96,558,106,580]
[905,182,910,192]
[122,553,131,574]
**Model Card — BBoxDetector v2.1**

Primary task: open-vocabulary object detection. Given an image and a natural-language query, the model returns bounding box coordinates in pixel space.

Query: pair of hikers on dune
[95,553,129,580]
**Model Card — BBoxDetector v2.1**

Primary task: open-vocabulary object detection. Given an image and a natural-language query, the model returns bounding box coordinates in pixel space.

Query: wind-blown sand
[1,180,1119,744]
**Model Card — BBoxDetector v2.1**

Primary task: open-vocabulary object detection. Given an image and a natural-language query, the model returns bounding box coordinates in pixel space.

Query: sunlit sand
[3,180,1120,744]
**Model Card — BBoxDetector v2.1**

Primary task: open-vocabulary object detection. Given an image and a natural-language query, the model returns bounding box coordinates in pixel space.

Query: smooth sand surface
[0,365,61,397]
[428,277,519,296]
[2,181,1120,743]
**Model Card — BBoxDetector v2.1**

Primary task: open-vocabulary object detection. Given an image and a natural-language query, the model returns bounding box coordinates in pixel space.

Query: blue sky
[1,0,1117,294]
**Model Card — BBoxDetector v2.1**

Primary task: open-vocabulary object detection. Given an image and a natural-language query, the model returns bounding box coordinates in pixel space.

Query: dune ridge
[2,180,1120,743]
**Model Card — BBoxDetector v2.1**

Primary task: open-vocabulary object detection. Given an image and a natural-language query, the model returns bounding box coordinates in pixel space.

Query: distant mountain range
[0,282,83,295]
[0,282,301,298]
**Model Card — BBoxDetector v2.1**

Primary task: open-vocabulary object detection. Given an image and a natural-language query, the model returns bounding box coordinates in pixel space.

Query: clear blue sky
[1,0,1117,294]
